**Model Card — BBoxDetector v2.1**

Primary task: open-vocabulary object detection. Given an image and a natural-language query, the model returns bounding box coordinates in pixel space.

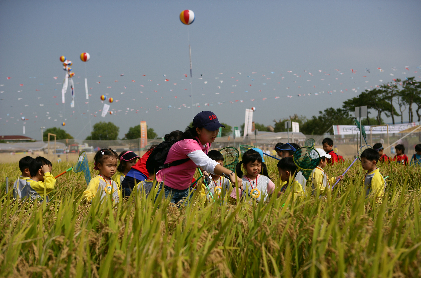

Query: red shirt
[379,154,390,162]
[393,154,409,165]
[327,150,339,165]
[131,149,153,179]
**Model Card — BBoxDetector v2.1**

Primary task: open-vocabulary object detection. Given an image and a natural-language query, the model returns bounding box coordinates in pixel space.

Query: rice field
[1,157,421,277]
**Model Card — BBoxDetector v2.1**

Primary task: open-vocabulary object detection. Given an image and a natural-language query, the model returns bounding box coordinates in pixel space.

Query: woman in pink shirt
[155,111,242,206]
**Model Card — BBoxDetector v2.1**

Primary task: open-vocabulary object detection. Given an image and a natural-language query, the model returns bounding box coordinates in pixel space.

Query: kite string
[85,63,93,138]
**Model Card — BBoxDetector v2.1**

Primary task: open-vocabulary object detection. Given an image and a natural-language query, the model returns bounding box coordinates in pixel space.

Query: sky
[1,0,420,141]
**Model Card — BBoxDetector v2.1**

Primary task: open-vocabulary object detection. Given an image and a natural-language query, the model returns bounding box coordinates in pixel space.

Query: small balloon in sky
[62,122,65,126]
[80,52,90,62]
[21,116,25,120]
[101,95,106,101]
[108,97,113,103]
[251,107,256,111]
[180,10,195,25]
[69,72,75,78]
[60,56,66,62]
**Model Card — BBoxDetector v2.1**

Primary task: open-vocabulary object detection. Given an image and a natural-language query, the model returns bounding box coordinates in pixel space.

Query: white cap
[316,148,331,159]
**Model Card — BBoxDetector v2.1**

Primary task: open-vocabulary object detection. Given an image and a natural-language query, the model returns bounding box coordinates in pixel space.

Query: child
[83,149,120,204]
[322,138,343,165]
[122,130,184,198]
[274,143,306,188]
[277,157,304,201]
[19,156,56,201]
[275,143,300,158]
[311,148,343,196]
[274,142,284,158]
[373,143,390,162]
[410,144,421,166]
[360,148,385,203]
[13,156,33,198]
[230,149,275,202]
[392,144,408,165]
[203,150,232,200]
[113,151,139,188]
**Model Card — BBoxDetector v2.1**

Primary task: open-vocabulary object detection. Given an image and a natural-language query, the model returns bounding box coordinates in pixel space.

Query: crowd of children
[10,112,421,206]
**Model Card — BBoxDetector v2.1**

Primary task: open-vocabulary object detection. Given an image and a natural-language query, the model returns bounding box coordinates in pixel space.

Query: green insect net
[239,145,254,156]
[293,140,320,180]
[354,118,367,145]
[219,147,240,171]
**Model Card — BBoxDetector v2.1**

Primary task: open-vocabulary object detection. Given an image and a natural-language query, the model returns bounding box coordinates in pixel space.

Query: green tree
[240,122,268,136]
[86,122,119,140]
[380,79,401,124]
[186,122,232,137]
[273,114,307,133]
[43,127,73,141]
[124,125,158,139]
[342,88,398,125]
[300,107,354,135]
[400,77,420,122]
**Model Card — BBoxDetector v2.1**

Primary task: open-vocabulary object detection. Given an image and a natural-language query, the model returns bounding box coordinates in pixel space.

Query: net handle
[55,167,73,179]
[331,157,358,190]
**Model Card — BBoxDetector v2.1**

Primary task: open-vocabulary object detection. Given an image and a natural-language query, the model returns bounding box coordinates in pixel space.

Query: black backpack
[146,139,193,175]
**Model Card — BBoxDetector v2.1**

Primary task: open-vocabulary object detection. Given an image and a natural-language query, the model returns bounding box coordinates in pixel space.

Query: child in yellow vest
[361,148,385,204]
[311,148,343,196]
[21,156,56,201]
[277,157,304,202]
[83,149,120,204]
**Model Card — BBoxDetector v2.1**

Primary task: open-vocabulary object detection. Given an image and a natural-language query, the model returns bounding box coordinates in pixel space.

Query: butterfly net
[293,146,320,180]
[73,151,91,185]
[219,147,240,171]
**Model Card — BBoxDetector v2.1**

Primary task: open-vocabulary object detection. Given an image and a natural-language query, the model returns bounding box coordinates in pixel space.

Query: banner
[140,121,148,149]
[101,104,110,117]
[244,109,253,138]
[333,122,419,135]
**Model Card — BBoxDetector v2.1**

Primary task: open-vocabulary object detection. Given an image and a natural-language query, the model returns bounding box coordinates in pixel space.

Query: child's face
[322,143,332,153]
[277,150,292,158]
[378,149,384,156]
[417,150,421,155]
[278,168,290,182]
[124,158,138,173]
[99,157,117,178]
[396,149,403,156]
[319,158,327,169]
[361,157,376,172]
[244,160,261,178]
[196,127,219,144]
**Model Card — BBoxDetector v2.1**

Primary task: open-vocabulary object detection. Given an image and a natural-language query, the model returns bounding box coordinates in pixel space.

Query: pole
[5,177,8,194]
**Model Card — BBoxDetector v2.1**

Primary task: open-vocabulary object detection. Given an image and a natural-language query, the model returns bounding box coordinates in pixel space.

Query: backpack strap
[161,158,190,170]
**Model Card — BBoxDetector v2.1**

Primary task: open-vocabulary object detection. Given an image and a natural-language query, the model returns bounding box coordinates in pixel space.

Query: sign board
[140,121,148,148]
[233,126,240,138]
[285,121,291,129]
[355,106,368,119]
[292,122,299,132]
[217,127,222,138]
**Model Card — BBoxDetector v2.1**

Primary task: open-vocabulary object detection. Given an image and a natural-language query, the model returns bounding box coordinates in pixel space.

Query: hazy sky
[1,0,420,141]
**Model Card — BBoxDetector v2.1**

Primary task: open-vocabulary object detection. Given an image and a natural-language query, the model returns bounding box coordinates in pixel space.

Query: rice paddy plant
[0,159,420,277]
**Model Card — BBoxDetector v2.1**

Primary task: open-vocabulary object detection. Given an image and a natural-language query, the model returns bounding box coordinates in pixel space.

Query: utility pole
[40,127,45,143]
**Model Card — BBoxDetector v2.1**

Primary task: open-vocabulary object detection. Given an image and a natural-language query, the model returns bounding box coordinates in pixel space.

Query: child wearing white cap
[311,148,343,196]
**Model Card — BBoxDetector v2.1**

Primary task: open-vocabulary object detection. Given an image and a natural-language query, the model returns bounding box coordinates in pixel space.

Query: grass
[0,158,421,277]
